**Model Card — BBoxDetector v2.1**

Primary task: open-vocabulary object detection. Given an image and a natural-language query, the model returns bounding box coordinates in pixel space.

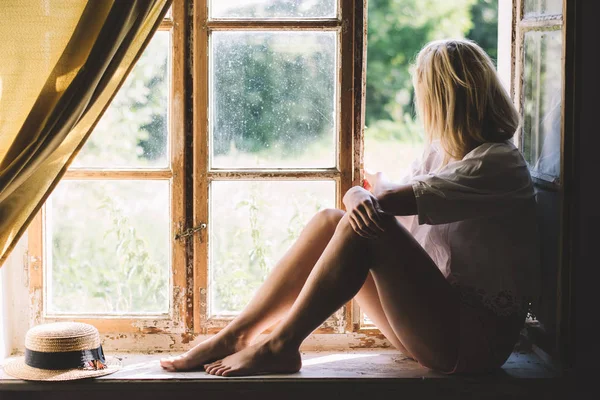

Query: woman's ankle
[217,326,253,349]
[264,331,302,354]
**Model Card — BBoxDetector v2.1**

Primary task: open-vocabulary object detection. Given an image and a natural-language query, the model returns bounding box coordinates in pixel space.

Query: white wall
[0,234,30,361]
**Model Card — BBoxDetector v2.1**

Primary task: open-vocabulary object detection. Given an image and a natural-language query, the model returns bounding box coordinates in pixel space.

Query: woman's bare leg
[161,209,345,371]
[354,273,415,360]
[204,214,459,376]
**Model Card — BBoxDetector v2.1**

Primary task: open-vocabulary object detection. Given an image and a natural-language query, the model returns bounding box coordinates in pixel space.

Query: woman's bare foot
[160,332,249,371]
[204,338,301,377]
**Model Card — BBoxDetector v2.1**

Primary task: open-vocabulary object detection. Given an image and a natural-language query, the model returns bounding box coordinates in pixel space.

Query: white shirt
[396,140,541,316]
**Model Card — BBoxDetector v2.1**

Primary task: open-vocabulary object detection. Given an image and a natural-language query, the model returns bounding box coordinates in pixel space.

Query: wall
[531,184,560,353]
[0,234,30,361]
[576,0,598,374]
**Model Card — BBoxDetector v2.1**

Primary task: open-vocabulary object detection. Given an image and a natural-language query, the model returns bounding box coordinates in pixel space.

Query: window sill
[0,349,566,399]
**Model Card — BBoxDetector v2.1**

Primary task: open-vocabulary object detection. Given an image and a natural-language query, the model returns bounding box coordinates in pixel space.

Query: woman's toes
[215,367,228,376]
[208,367,219,375]
[206,362,221,374]
[206,361,221,372]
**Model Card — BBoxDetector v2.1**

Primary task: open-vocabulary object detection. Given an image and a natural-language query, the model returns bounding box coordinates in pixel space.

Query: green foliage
[210,182,329,314]
[212,32,335,157]
[466,0,499,62]
[51,189,168,314]
[74,32,169,167]
[365,0,477,126]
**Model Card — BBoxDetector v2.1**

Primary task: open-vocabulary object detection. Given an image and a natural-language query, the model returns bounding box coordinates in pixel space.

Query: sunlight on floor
[302,353,380,367]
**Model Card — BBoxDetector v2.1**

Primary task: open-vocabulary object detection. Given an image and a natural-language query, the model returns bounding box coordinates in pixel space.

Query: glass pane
[72,31,171,168]
[210,180,335,315]
[211,31,336,168]
[522,30,562,180]
[211,0,336,19]
[47,180,170,315]
[524,0,562,17]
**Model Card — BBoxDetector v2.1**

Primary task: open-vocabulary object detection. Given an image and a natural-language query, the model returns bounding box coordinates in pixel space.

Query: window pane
[47,180,170,315]
[209,180,335,315]
[524,0,562,17]
[211,32,336,168]
[72,31,171,169]
[522,30,562,180]
[210,0,336,19]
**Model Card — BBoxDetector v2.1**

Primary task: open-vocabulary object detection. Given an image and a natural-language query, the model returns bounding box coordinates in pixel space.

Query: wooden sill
[0,349,569,399]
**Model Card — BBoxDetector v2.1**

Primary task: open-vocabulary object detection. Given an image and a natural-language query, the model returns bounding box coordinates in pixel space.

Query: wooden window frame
[27,1,188,335]
[191,0,365,335]
[511,0,575,366]
[512,0,565,188]
[25,0,371,348]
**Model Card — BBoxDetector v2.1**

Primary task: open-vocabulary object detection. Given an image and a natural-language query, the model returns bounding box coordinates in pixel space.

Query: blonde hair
[412,39,520,166]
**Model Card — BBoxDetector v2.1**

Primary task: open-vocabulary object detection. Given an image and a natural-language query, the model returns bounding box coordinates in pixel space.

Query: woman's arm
[364,171,417,217]
[376,184,418,216]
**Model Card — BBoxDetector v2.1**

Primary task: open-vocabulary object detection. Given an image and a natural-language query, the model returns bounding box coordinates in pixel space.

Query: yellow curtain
[0,0,171,267]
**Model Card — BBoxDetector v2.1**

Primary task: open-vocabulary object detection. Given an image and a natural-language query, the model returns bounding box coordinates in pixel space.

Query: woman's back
[397,139,541,318]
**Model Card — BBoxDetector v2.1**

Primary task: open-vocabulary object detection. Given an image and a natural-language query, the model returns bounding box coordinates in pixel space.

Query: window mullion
[206,20,341,30]
[192,0,210,335]
[62,170,173,180]
[171,0,191,335]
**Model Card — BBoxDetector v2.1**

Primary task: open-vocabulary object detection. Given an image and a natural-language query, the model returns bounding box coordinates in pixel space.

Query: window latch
[175,223,207,241]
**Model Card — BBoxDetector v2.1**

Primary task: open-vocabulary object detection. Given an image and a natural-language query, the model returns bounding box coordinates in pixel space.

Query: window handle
[175,223,207,241]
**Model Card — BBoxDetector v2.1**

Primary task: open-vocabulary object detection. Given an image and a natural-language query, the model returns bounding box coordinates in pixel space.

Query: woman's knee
[313,208,345,232]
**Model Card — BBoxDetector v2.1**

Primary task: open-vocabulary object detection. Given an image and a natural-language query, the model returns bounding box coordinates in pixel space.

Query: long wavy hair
[412,39,520,166]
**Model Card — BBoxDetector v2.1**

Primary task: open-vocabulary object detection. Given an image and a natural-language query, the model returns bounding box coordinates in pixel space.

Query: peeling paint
[95,332,392,353]
[29,288,43,327]
[141,327,166,334]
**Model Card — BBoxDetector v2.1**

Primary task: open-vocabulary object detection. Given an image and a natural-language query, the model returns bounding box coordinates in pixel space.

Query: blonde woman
[161,39,540,376]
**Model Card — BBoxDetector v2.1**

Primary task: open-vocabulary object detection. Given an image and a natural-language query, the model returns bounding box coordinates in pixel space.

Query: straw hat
[3,322,121,381]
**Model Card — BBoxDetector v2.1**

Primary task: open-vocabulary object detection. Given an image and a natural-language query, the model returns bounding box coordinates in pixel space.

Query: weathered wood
[208,169,340,180]
[193,0,210,335]
[63,170,172,180]
[206,20,341,30]
[26,1,188,336]
[171,0,191,336]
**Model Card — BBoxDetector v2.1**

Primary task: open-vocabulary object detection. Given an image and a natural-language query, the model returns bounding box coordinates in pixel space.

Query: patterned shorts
[444,301,525,374]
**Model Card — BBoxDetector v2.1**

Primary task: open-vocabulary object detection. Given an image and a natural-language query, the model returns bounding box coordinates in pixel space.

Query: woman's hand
[342,186,385,239]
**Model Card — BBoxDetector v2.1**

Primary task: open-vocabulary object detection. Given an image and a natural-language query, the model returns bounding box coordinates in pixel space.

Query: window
[513,0,564,185]
[193,0,360,335]
[509,0,569,356]
[26,0,364,345]
[23,0,548,350]
[27,3,187,335]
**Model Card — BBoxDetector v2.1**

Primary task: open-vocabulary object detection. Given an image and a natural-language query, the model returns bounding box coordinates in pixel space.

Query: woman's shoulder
[463,140,526,167]
[420,139,528,177]
[466,140,518,157]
